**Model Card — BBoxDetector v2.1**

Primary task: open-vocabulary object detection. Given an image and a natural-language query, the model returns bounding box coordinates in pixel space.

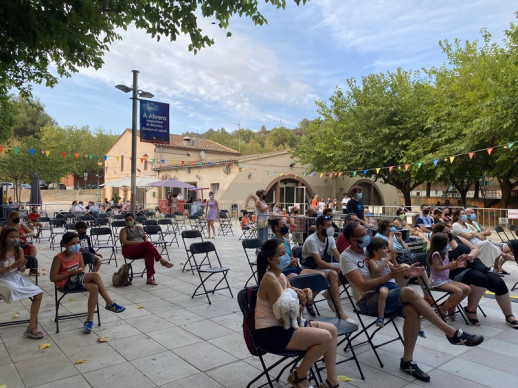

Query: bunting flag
[404,164,410,171]
[29,148,34,156]
[116,156,120,161]
[433,159,438,166]
[0,146,3,153]
[363,169,368,175]
[61,152,66,158]
[295,173,298,178]
[417,162,423,168]
[180,161,185,166]
[303,172,307,176]
[103,155,108,161]
[449,156,455,163]
[469,152,474,160]
[88,154,93,160]
[338,172,342,177]
[509,142,514,149]
[140,158,144,163]
[189,161,194,166]
[353,171,357,177]
[389,166,394,172]
[45,150,50,157]
[14,147,19,154]
[319,173,324,178]
[329,172,334,178]
[161,159,165,164]
[75,153,80,159]
[487,147,493,155]
[310,172,315,177]
[376,168,380,174]
[152,158,155,163]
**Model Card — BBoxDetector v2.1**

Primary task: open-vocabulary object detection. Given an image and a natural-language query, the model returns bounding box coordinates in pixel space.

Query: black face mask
[423,210,430,215]
[262,195,267,199]
[280,225,289,235]
[12,218,20,224]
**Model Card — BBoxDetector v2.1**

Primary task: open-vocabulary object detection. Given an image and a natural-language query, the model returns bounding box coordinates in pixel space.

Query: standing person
[205,192,219,239]
[119,213,173,285]
[255,189,274,244]
[0,227,44,339]
[50,232,126,333]
[255,239,341,388]
[341,193,350,214]
[346,186,365,221]
[427,232,471,320]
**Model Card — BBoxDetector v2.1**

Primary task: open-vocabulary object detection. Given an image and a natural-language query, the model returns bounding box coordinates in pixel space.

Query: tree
[10,96,56,138]
[1,0,307,97]
[0,94,17,142]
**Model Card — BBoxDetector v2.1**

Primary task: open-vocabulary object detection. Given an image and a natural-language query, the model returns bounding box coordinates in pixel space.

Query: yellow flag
[449,156,455,163]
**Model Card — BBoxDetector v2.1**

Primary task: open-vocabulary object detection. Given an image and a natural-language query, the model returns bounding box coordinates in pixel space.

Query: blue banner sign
[140,100,170,144]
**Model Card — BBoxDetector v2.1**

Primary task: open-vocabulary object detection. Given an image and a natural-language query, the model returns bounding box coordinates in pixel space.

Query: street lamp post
[115,70,154,213]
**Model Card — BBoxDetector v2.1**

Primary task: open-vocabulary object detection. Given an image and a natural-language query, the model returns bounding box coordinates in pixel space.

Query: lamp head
[139,91,154,98]
[115,84,132,93]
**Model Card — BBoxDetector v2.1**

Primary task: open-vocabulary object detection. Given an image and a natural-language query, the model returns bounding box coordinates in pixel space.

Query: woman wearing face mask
[451,209,511,271]
[205,192,219,239]
[255,189,274,244]
[50,232,126,333]
[7,211,37,259]
[255,239,341,388]
[120,213,173,285]
[374,218,409,252]
[0,227,44,339]
[346,186,365,221]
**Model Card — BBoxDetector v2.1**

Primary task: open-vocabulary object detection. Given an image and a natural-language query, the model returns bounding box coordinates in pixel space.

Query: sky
[30,0,517,136]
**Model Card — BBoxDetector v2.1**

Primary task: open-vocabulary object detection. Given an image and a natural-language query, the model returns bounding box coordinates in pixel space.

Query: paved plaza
[1,219,518,388]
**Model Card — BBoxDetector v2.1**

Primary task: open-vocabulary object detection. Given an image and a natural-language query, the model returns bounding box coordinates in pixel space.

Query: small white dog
[272,288,305,330]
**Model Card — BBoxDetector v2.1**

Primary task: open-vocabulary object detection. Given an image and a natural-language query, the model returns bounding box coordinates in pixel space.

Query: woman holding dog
[255,239,340,388]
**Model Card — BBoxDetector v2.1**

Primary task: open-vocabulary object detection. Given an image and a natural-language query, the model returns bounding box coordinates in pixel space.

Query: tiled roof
[132,130,239,155]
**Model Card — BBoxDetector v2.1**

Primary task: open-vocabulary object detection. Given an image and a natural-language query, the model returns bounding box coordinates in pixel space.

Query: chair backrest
[90,227,112,236]
[143,225,162,235]
[50,218,67,227]
[145,211,156,218]
[142,219,158,226]
[135,216,146,224]
[494,225,509,242]
[37,217,50,223]
[237,286,265,356]
[158,218,172,225]
[164,213,175,219]
[292,246,303,260]
[111,220,126,228]
[173,211,183,216]
[77,215,94,222]
[112,214,126,220]
[181,229,202,239]
[65,222,76,230]
[95,217,110,226]
[188,215,199,220]
[190,241,216,254]
[242,238,263,250]
[289,273,330,294]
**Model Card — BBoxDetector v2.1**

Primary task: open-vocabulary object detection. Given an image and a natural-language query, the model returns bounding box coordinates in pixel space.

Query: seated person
[374,218,408,252]
[27,206,43,238]
[87,201,99,215]
[301,215,350,320]
[240,210,255,230]
[322,208,340,236]
[341,222,484,383]
[394,207,430,243]
[50,232,125,333]
[415,204,434,234]
[0,227,44,339]
[364,207,377,227]
[303,206,318,241]
[119,213,173,285]
[75,221,102,272]
[336,213,361,253]
[7,211,38,275]
[255,239,341,388]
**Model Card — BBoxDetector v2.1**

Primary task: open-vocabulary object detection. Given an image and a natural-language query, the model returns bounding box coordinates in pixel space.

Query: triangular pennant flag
[61,152,66,158]
[0,146,3,153]
[329,172,334,178]
[319,173,324,178]
[161,159,165,164]
[404,164,410,171]
[152,158,155,163]
[353,171,357,177]
[29,148,34,156]
[208,161,213,166]
[389,166,394,172]
[45,150,50,157]
[417,162,423,168]
[75,153,80,159]
[508,142,514,149]
[198,161,202,165]
[375,168,380,174]
[266,171,269,175]
[189,161,194,166]
[433,159,438,167]
[469,152,474,160]
[449,156,455,163]
[303,172,307,177]
[363,169,368,175]
[172,160,175,164]
[88,154,93,160]
[181,161,185,166]
[280,173,283,176]
[338,172,342,177]
[103,155,108,161]
[487,147,493,155]
[116,156,120,161]
[310,172,315,177]
[295,173,298,178]
[140,158,144,163]
[14,147,19,154]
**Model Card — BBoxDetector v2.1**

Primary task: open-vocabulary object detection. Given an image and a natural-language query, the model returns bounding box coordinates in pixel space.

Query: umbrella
[147,178,196,189]
[102,176,158,187]
[29,174,42,206]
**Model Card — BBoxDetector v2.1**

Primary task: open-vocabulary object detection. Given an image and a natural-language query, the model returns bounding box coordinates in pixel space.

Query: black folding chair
[142,219,158,226]
[143,225,170,261]
[238,286,320,388]
[508,224,517,239]
[181,230,205,274]
[111,220,127,249]
[157,218,179,247]
[90,227,118,266]
[290,274,364,380]
[218,211,234,236]
[49,218,67,249]
[188,215,206,237]
[189,241,232,304]
[36,216,51,241]
[54,286,100,333]
[242,238,262,286]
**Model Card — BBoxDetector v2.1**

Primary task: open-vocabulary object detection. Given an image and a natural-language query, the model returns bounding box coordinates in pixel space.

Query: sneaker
[305,303,317,317]
[446,329,484,346]
[418,330,426,338]
[105,302,126,313]
[375,317,384,328]
[400,359,430,382]
[84,320,94,333]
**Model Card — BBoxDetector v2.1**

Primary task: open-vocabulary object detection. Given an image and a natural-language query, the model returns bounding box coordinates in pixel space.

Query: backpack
[242,286,265,356]
[112,264,133,287]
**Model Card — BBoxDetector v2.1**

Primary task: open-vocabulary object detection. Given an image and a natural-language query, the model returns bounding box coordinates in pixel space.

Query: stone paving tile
[2,218,518,387]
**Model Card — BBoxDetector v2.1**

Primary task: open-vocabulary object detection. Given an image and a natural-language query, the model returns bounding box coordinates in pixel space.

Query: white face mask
[326,227,334,237]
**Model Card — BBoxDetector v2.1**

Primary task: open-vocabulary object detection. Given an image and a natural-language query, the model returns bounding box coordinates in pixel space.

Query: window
[210,183,219,193]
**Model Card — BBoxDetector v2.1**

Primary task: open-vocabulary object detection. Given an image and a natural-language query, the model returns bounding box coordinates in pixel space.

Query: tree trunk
[499,179,511,208]
[474,181,480,199]
[426,182,431,197]
[403,189,412,207]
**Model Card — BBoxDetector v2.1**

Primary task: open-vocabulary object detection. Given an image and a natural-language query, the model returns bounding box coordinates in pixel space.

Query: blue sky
[30,0,517,136]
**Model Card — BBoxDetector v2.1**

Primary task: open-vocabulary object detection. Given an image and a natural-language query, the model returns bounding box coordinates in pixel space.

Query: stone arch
[265,175,315,200]
[244,194,258,211]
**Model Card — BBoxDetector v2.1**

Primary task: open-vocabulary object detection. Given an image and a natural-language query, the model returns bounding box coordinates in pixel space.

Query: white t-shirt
[452,222,481,244]
[302,232,336,262]
[341,197,350,206]
[340,247,373,303]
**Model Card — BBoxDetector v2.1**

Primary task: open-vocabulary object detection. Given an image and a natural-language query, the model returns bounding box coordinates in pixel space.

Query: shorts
[62,273,85,290]
[21,242,34,256]
[358,288,403,317]
[255,326,295,353]
[283,267,303,276]
[430,279,452,288]
[314,262,340,275]
[376,281,399,292]
[81,251,98,266]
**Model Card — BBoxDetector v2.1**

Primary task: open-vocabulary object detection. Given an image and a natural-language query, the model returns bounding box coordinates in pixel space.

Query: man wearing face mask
[346,186,365,221]
[415,204,434,234]
[301,215,350,320]
[341,222,484,382]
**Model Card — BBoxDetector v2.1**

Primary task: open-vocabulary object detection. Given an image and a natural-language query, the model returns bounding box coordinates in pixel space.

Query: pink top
[54,252,81,289]
[255,272,288,329]
[430,250,450,283]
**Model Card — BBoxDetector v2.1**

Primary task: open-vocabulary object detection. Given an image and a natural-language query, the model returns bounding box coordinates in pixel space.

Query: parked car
[19,183,31,189]
[49,183,66,190]
[39,181,49,190]
[1,182,14,189]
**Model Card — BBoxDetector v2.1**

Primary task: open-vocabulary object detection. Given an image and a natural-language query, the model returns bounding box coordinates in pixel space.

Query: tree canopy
[0,0,306,97]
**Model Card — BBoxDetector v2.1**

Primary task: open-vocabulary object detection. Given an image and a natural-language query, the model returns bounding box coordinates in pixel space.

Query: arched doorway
[265,176,315,214]
[352,180,384,206]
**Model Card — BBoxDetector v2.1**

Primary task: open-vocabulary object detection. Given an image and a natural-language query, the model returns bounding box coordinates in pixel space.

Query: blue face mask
[69,244,81,253]
[359,234,371,248]
[356,193,363,200]
[443,244,450,253]
[389,227,397,232]
[470,214,476,221]
[277,253,291,270]
[461,214,468,222]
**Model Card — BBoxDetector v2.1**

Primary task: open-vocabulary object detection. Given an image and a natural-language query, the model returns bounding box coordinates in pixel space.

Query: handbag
[396,248,417,265]
[257,216,268,229]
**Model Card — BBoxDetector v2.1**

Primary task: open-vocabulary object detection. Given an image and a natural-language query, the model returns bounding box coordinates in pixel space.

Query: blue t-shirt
[415,215,433,231]
[346,199,364,220]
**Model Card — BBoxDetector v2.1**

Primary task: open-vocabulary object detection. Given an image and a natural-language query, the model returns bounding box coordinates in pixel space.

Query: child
[75,221,102,272]
[0,227,44,338]
[50,232,125,333]
[366,237,399,327]
[427,232,471,320]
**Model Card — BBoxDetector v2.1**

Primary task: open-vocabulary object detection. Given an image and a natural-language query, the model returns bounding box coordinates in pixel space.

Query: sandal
[463,306,481,326]
[287,371,307,388]
[160,259,174,268]
[24,325,44,339]
[146,278,158,285]
[320,378,339,388]
[506,315,518,329]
